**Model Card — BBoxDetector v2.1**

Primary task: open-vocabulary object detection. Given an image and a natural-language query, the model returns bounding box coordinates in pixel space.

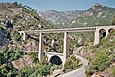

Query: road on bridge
[57,55,89,77]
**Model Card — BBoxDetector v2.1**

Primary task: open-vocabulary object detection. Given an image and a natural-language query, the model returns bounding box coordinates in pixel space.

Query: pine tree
[112,16,115,25]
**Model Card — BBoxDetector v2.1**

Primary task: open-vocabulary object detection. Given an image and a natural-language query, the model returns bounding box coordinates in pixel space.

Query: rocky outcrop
[0,2,21,8]
[12,55,33,70]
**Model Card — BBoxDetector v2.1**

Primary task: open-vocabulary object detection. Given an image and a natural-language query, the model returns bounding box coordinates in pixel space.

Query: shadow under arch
[108,28,115,33]
[99,29,106,40]
[49,55,62,65]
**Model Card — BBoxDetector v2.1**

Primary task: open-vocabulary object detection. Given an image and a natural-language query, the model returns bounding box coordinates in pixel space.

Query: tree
[112,67,115,77]
[5,20,13,29]
[112,16,115,25]
[29,64,52,77]
[0,54,18,77]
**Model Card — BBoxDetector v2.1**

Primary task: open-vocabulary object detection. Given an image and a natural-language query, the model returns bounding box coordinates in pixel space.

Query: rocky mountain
[0,2,53,50]
[38,3,115,28]
[38,10,83,27]
[0,2,53,30]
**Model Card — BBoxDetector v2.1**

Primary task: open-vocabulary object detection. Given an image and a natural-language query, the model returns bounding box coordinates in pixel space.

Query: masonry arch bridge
[94,26,115,45]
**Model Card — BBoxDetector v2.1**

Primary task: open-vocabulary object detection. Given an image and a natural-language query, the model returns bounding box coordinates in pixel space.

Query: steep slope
[0,2,56,77]
[0,2,53,30]
[71,3,115,27]
[39,3,115,28]
[39,10,67,24]
[0,2,53,51]
[85,30,115,77]
[38,10,83,28]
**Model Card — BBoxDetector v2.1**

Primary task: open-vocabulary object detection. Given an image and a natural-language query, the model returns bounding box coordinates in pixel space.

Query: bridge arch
[99,29,106,40]
[108,28,115,33]
[46,52,63,65]
[94,26,115,45]
[49,55,62,65]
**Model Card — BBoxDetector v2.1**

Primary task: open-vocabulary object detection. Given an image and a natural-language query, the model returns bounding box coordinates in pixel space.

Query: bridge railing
[19,27,96,34]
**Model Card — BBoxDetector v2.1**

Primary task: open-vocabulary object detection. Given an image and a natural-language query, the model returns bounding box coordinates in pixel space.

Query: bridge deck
[19,25,115,33]
[22,27,96,33]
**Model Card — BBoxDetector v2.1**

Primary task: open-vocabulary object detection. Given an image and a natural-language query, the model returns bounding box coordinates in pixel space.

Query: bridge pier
[38,33,44,61]
[105,29,109,37]
[63,32,69,65]
[94,29,100,45]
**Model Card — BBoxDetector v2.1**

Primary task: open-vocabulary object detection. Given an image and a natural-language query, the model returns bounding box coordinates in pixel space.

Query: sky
[0,0,115,11]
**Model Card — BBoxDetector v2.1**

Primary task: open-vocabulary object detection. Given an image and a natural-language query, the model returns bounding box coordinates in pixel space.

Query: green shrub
[20,66,33,77]
[89,52,111,72]
[112,67,115,77]
[86,30,115,76]
[109,54,115,62]
[112,16,115,25]
[29,64,52,77]
[4,51,21,61]
[86,53,111,76]
[40,55,48,65]
[64,55,81,71]
[0,55,18,77]
[10,30,21,42]
[27,52,39,63]
[2,45,9,53]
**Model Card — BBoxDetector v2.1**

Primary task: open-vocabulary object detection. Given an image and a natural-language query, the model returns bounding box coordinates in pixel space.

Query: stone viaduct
[19,26,115,65]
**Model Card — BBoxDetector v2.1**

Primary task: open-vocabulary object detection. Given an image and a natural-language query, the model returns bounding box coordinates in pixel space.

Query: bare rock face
[0,2,21,8]
[92,3,103,10]
[50,69,63,77]
[25,41,37,51]
[12,55,33,70]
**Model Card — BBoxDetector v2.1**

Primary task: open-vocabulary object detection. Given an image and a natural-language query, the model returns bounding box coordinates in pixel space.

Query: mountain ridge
[38,3,115,28]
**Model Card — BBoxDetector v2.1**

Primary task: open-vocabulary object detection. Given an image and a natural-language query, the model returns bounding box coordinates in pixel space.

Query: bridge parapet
[19,27,96,34]
[95,25,115,31]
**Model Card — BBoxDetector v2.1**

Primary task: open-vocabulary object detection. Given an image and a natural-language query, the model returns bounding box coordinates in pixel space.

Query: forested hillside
[85,29,115,77]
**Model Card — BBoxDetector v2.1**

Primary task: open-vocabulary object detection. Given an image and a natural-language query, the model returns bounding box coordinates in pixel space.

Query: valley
[0,2,115,77]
